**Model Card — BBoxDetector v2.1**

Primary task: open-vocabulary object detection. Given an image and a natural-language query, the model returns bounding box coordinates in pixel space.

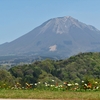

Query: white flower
[51,85,54,87]
[75,83,79,85]
[67,84,72,86]
[82,80,84,83]
[30,84,33,85]
[96,87,99,89]
[55,86,58,88]
[95,82,98,84]
[38,82,41,84]
[45,82,47,85]
[35,83,37,86]
[84,84,87,86]
[45,84,48,87]
[59,85,63,87]
[22,87,24,89]
[52,80,54,82]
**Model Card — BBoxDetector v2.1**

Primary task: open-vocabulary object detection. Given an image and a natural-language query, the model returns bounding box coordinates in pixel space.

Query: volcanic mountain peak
[0,16,100,58]
[47,16,76,34]
[41,16,98,34]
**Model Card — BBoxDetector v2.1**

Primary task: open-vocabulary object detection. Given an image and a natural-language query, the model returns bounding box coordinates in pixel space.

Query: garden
[0,79,100,99]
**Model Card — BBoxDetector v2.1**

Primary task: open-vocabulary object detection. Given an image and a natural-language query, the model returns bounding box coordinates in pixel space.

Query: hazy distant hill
[1,16,100,58]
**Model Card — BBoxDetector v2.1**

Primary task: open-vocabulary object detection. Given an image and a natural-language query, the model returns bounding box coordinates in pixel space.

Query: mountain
[1,16,100,58]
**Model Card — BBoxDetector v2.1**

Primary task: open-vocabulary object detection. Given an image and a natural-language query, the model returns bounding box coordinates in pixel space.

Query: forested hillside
[1,52,100,86]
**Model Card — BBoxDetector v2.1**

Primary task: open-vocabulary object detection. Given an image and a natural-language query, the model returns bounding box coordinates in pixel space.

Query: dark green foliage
[0,69,16,86]
[6,52,100,85]
[9,64,42,86]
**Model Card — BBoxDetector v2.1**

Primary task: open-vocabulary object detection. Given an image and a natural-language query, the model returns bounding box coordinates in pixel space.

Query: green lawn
[0,89,100,100]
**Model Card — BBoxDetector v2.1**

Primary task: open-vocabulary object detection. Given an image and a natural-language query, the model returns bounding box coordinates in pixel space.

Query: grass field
[0,89,100,100]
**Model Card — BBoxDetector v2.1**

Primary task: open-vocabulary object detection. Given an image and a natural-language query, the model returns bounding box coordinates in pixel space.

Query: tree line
[1,52,100,87]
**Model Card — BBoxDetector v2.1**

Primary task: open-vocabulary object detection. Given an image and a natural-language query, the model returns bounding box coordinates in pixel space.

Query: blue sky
[0,0,100,44]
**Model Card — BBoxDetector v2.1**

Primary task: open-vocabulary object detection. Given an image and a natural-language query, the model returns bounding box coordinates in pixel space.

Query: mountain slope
[0,16,100,58]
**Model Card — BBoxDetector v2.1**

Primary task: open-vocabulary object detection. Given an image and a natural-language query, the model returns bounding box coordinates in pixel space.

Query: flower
[35,83,37,86]
[96,87,99,89]
[45,82,47,85]
[38,82,41,84]
[84,84,87,86]
[95,82,98,84]
[30,84,33,85]
[82,80,84,83]
[75,83,79,85]
[59,85,63,87]
[67,84,72,86]
[51,85,54,87]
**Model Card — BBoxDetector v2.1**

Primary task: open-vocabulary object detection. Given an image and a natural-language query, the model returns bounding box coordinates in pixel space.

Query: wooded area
[0,52,100,87]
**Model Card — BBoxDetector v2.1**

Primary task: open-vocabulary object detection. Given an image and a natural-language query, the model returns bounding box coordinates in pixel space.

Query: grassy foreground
[0,89,100,100]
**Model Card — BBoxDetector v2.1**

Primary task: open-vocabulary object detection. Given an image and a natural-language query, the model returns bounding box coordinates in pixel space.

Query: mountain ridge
[0,16,100,58]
